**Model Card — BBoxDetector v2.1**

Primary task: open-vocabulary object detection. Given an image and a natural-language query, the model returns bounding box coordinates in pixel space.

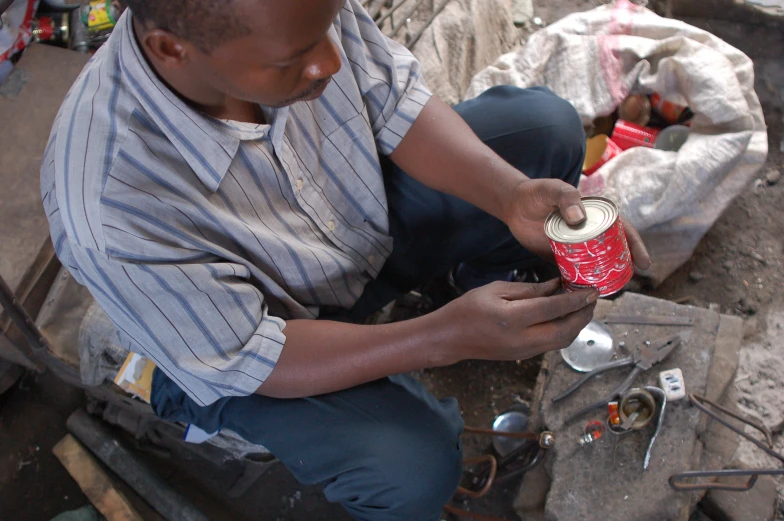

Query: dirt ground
[1,2,783,521]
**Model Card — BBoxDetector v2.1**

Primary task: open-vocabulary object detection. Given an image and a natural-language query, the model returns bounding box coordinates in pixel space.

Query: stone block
[513,463,550,515]
[539,293,738,521]
[701,474,778,521]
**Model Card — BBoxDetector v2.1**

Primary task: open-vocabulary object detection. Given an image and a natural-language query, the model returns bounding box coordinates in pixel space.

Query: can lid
[545,197,619,243]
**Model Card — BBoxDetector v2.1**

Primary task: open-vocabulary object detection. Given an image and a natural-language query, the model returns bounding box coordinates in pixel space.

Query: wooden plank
[0,237,59,334]
[53,435,144,521]
[0,332,40,370]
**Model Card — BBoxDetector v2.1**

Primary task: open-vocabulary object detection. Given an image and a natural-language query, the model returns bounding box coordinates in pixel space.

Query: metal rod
[376,0,410,26]
[604,315,694,326]
[669,394,784,492]
[463,426,540,441]
[691,394,778,458]
[390,0,422,37]
[406,0,452,49]
[367,0,387,19]
[67,409,211,521]
[643,386,666,470]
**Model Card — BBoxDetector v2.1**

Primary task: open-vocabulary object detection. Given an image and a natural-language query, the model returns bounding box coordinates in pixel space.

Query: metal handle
[669,468,784,492]
[552,357,634,402]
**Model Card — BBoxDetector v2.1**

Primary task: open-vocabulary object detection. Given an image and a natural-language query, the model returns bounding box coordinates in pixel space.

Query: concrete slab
[538,293,739,521]
[701,474,778,521]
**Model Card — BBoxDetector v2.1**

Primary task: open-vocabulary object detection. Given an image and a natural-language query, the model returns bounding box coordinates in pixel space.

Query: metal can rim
[544,196,620,244]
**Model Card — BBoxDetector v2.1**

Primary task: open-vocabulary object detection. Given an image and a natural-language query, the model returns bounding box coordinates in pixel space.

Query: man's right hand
[259,278,596,399]
[436,278,598,363]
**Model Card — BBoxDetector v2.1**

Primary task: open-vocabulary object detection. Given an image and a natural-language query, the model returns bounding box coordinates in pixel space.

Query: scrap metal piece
[604,314,694,326]
[669,394,784,491]
[560,319,615,373]
[554,333,683,424]
[492,410,529,457]
[644,386,667,470]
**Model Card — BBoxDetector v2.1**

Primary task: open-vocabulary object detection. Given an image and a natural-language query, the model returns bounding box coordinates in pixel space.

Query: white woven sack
[466,0,768,284]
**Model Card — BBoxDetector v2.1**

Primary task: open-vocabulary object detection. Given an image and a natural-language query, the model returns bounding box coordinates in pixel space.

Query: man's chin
[273,79,331,108]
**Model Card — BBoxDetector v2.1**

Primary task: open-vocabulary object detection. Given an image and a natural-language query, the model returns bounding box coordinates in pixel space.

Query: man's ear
[141,29,191,68]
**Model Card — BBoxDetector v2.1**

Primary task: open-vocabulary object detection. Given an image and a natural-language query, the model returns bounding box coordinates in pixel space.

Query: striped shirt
[40,1,432,406]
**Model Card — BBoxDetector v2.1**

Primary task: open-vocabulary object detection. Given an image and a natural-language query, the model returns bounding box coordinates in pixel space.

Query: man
[41,0,650,519]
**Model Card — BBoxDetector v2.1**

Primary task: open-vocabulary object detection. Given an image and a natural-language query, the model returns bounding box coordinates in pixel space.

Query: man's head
[128,0,344,109]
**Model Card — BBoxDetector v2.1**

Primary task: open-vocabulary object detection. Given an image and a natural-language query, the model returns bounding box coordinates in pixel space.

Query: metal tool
[553,333,683,424]
[603,314,694,326]
[560,319,615,372]
[669,394,784,492]
[643,386,667,470]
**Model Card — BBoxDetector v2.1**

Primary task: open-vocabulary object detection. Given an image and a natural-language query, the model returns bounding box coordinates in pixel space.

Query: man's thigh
[151,370,464,521]
[347,86,586,320]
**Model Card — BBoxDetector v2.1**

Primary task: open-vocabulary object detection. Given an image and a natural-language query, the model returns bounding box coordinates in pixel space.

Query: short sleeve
[338,0,433,155]
[69,245,287,406]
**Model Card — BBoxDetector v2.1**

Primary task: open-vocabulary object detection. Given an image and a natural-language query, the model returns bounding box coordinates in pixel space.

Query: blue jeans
[151,86,585,521]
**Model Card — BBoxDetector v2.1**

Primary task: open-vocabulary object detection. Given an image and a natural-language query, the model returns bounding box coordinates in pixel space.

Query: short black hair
[125,0,251,53]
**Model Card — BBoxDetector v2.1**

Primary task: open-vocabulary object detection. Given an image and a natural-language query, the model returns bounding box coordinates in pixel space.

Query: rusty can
[650,93,692,125]
[619,94,651,126]
[583,134,623,176]
[612,120,660,151]
[545,197,633,297]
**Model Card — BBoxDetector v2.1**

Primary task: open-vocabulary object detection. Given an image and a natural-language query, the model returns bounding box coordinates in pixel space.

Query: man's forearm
[389,96,528,223]
[257,311,457,398]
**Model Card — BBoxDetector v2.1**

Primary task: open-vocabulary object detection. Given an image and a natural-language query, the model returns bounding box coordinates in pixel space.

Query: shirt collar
[115,11,242,192]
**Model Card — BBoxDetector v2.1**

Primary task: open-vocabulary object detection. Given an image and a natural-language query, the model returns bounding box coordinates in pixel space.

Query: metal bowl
[492,409,529,457]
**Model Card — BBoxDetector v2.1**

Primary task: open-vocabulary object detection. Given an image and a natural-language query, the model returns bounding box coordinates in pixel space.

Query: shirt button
[296,179,304,191]
[369,255,376,264]
[328,220,336,231]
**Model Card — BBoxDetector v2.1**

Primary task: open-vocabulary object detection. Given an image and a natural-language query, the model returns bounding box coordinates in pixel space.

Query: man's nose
[303,37,342,81]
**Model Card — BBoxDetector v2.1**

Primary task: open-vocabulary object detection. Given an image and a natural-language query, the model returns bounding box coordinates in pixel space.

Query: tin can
[81,0,117,34]
[583,134,623,176]
[654,125,690,152]
[32,14,71,46]
[619,94,651,127]
[545,197,633,297]
[612,120,660,151]
[650,93,692,125]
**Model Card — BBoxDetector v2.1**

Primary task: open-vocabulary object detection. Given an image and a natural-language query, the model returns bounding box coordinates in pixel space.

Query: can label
[650,93,687,125]
[546,199,634,297]
[583,135,623,176]
[612,120,660,151]
[83,0,115,33]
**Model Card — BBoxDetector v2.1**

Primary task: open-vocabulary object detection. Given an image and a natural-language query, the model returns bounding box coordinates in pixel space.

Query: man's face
[188,0,344,108]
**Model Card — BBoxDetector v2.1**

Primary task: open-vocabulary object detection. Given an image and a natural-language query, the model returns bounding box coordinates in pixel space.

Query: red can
[650,93,688,125]
[612,120,660,151]
[583,134,623,176]
[545,197,633,297]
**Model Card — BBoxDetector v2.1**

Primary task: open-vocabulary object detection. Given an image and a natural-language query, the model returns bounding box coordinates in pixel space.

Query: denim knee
[327,423,464,521]
[492,85,585,162]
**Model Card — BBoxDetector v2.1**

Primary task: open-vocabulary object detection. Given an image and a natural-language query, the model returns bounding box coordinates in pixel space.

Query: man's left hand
[503,179,652,270]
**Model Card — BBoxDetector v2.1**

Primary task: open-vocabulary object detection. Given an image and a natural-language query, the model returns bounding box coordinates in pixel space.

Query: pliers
[553,333,683,424]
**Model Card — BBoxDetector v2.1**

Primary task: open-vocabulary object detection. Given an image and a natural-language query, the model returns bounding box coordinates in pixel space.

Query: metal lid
[544,197,619,244]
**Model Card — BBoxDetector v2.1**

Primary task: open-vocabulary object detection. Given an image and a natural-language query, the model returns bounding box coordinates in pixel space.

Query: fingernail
[586,291,599,304]
[566,205,586,223]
